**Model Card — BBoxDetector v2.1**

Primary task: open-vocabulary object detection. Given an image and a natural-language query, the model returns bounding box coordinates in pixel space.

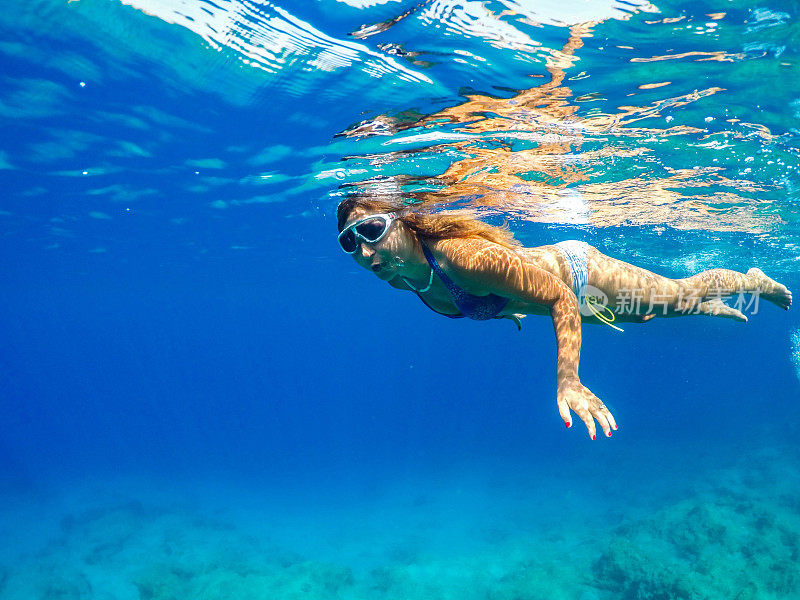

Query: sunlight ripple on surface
[335,7,799,255]
[120,0,432,87]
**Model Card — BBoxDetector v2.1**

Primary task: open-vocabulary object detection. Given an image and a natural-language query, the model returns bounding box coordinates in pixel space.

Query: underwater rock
[486,559,581,600]
[592,496,800,600]
[3,500,357,600]
[366,562,489,600]
[134,560,354,600]
[0,561,92,600]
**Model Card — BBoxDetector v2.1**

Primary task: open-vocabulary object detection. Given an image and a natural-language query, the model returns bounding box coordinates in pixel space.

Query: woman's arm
[437,239,617,439]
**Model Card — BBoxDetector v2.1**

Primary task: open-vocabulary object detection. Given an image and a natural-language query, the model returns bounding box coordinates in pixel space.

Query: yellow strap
[584,295,624,333]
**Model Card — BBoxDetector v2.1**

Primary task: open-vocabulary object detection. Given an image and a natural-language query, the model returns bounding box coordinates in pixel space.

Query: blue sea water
[1,0,800,598]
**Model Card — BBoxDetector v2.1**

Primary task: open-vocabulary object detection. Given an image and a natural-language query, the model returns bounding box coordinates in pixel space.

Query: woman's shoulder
[430,236,506,257]
[430,237,524,275]
[430,236,509,252]
[434,237,564,278]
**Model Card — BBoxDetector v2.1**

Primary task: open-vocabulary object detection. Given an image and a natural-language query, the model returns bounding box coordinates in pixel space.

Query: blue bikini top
[416,241,510,321]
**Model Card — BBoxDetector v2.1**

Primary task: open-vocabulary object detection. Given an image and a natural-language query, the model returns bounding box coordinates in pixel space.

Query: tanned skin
[342,208,793,440]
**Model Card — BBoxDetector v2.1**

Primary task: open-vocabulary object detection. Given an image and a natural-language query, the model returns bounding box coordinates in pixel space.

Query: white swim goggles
[338,212,398,254]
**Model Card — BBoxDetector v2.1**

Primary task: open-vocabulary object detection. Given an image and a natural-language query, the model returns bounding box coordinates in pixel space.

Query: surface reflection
[120,0,434,86]
[337,8,788,236]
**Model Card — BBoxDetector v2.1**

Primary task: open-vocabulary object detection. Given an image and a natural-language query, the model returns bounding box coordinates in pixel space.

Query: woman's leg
[681,267,792,310]
[586,249,791,321]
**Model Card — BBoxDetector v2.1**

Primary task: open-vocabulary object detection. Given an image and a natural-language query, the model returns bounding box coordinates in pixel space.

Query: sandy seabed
[1,442,799,600]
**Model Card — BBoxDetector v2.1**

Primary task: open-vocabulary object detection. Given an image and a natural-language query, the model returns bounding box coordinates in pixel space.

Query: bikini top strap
[419,241,458,294]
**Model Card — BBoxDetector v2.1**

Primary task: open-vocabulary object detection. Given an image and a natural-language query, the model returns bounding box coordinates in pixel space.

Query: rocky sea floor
[2,442,799,600]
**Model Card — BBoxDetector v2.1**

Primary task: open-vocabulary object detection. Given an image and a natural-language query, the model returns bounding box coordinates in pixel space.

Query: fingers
[574,404,596,440]
[557,396,572,428]
[559,385,619,440]
[592,406,612,438]
[559,390,595,438]
[584,391,611,438]
[605,408,618,432]
[592,396,620,439]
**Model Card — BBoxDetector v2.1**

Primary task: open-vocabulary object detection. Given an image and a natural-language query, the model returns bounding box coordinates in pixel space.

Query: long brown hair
[336,195,520,249]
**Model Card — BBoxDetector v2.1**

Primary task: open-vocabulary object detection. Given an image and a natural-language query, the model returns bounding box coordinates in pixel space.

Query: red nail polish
[606,431,612,437]
[566,422,572,428]
[591,434,596,440]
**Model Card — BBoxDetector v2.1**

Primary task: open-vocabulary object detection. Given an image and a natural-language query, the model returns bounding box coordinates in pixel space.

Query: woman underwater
[337,195,793,440]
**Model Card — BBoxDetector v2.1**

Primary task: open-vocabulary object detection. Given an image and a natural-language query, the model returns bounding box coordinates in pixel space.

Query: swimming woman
[337,195,792,440]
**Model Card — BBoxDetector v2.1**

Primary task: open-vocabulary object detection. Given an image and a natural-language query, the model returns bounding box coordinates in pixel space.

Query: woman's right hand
[557,379,617,439]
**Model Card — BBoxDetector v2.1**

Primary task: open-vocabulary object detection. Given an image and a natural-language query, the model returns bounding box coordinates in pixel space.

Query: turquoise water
[1,1,800,598]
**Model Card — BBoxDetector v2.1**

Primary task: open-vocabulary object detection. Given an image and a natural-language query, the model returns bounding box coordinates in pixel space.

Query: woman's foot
[699,298,748,322]
[747,268,792,310]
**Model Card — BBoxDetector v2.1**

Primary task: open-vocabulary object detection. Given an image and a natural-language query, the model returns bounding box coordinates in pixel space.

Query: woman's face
[342,208,414,281]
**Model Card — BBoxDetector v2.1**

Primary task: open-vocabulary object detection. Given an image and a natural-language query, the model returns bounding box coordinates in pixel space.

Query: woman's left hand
[557,380,617,439]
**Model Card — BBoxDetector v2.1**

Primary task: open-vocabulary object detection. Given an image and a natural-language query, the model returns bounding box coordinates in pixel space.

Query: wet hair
[336,195,520,249]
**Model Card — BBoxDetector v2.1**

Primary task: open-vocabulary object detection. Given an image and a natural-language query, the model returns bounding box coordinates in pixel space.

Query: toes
[765,290,792,310]
[702,299,747,321]
[722,306,747,322]
[750,268,793,310]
